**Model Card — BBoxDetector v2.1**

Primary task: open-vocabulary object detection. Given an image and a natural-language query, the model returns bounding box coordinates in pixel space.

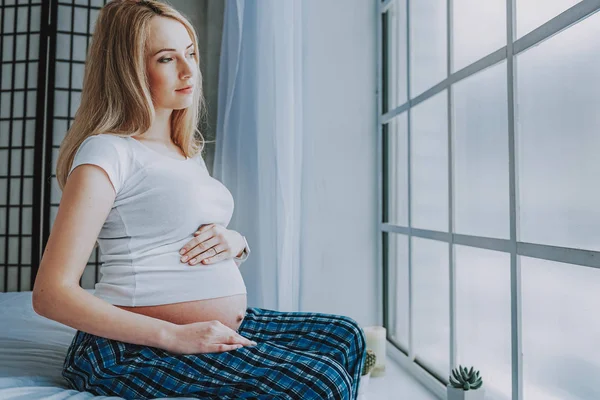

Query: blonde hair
[56,0,207,192]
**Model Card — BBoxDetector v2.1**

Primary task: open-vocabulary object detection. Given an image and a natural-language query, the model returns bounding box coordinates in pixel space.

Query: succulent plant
[449,365,483,390]
[361,349,377,376]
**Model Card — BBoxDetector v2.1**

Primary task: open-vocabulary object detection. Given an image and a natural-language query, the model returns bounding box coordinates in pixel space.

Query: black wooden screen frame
[1,0,107,292]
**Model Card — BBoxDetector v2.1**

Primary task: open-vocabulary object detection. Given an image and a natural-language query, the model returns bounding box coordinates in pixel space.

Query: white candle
[363,326,386,377]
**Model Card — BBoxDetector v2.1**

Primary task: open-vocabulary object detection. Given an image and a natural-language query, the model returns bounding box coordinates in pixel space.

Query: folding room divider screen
[1,0,108,293]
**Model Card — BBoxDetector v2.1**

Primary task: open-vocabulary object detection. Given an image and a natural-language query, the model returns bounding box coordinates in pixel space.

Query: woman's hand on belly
[179,224,246,266]
[162,320,257,355]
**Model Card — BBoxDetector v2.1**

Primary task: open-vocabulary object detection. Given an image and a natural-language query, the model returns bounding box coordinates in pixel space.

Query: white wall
[299,0,379,327]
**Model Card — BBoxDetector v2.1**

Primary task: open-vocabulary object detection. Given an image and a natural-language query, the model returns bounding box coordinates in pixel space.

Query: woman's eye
[159,53,195,63]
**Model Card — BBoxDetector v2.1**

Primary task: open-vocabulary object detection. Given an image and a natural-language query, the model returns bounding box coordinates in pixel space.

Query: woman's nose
[180,59,194,80]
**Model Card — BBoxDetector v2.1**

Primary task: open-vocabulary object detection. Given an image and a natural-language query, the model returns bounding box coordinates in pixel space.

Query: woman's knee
[331,315,367,356]
[301,357,353,400]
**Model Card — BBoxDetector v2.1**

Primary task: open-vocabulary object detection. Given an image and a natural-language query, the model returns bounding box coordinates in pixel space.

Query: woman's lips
[176,86,193,94]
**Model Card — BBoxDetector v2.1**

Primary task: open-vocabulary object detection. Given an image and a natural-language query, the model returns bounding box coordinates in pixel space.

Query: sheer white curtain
[213,0,304,311]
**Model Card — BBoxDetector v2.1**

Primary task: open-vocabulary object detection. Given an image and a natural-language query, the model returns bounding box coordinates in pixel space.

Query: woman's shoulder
[74,134,134,172]
[69,134,135,194]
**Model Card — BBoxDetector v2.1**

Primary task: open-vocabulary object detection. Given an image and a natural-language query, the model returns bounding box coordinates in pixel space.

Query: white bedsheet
[0,290,195,400]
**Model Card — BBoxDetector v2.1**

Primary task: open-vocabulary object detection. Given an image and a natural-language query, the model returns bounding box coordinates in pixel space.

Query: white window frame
[377,1,600,398]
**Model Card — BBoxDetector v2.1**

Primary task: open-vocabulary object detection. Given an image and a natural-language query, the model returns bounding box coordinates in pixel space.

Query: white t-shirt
[67,133,247,306]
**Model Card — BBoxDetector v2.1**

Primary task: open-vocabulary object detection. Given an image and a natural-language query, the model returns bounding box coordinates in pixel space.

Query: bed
[1,290,380,400]
[0,289,197,400]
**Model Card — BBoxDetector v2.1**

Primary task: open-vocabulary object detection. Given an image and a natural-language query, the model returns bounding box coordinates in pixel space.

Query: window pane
[455,245,511,400]
[411,91,448,232]
[516,13,600,251]
[452,0,506,71]
[516,0,581,38]
[521,257,600,400]
[384,0,408,112]
[385,113,408,226]
[453,61,509,239]
[409,0,447,97]
[413,237,449,377]
[387,232,409,347]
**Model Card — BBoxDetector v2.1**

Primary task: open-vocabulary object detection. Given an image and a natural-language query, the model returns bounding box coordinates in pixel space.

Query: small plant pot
[447,385,485,400]
[357,371,371,395]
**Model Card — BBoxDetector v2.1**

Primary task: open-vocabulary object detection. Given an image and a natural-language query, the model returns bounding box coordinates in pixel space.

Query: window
[378,0,600,398]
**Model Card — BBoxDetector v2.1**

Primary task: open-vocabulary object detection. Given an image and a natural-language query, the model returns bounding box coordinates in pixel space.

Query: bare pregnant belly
[115,294,248,332]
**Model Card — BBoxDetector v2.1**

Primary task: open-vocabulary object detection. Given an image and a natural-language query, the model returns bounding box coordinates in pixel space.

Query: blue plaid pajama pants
[62,307,367,399]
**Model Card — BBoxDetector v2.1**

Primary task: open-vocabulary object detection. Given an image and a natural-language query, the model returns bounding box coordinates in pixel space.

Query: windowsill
[360,343,443,400]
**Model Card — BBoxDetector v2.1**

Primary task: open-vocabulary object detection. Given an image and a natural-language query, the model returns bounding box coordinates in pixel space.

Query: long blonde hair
[56,0,207,192]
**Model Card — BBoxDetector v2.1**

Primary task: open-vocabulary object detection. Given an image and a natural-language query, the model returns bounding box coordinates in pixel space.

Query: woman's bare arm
[32,163,175,349]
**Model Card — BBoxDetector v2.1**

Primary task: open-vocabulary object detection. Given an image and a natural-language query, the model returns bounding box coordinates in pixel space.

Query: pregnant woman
[31,1,366,399]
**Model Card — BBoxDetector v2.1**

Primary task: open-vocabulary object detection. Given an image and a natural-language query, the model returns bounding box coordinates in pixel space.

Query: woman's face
[146,16,197,111]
